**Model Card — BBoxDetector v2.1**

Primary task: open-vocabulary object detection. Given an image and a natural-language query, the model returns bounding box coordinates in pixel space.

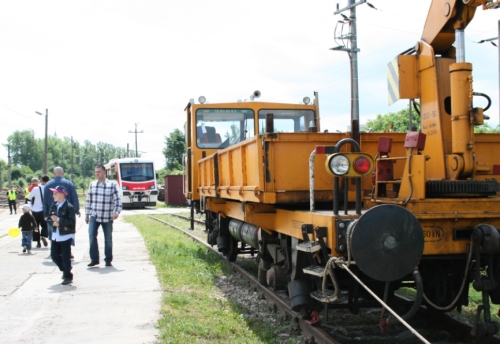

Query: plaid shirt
[85,179,122,223]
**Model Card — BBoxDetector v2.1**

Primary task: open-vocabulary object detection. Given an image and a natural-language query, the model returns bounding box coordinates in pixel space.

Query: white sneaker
[22,246,27,253]
[27,250,31,254]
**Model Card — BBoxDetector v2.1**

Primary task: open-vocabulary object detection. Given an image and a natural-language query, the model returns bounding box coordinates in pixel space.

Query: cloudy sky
[0,0,498,170]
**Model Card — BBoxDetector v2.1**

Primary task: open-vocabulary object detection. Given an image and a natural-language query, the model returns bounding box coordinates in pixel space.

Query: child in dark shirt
[19,204,37,254]
[48,186,75,285]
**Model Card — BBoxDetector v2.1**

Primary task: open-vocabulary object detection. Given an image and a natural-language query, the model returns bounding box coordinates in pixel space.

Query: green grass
[153,202,187,209]
[126,215,282,344]
[397,286,500,325]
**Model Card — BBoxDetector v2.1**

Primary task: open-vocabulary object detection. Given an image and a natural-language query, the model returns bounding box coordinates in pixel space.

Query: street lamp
[35,109,48,174]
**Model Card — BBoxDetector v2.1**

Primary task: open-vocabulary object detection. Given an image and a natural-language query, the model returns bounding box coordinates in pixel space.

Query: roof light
[198,96,206,104]
[303,97,311,105]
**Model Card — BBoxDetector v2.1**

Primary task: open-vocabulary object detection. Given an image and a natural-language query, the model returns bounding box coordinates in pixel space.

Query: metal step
[311,289,337,303]
[296,241,321,253]
[303,265,325,277]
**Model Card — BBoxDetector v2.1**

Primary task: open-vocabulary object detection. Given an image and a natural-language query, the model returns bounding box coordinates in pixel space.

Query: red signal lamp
[353,156,372,174]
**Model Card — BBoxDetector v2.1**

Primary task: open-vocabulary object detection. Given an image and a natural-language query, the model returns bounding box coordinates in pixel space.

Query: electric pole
[71,136,74,182]
[7,144,12,187]
[128,123,143,157]
[332,0,374,143]
[35,109,48,174]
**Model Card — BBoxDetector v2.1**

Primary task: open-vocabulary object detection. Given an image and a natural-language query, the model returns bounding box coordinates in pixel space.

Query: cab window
[196,109,255,149]
[258,109,316,133]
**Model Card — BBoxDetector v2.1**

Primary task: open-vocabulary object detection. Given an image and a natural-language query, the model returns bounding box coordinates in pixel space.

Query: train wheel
[257,258,271,286]
[225,236,238,262]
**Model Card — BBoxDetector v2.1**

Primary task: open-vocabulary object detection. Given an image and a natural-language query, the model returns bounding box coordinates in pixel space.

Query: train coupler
[470,224,500,342]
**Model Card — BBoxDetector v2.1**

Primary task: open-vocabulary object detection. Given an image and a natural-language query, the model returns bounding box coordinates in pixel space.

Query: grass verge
[397,286,500,325]
[125,215,281,344]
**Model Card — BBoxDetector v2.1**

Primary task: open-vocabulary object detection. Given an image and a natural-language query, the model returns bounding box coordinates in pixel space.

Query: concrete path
[0,205,187,344]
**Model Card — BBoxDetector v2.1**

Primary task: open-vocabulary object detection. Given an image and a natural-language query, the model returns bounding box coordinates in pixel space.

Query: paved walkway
[0,205,186,344]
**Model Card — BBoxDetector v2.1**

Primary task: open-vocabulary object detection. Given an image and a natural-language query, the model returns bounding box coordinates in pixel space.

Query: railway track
[149,213,500,344]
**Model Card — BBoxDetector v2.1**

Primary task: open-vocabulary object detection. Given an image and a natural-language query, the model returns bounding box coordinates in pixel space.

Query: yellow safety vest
[8,190,16,200]
[25,188,29,199]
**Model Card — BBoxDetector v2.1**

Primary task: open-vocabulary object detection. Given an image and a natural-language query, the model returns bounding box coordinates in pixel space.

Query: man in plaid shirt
[85,164,123,267]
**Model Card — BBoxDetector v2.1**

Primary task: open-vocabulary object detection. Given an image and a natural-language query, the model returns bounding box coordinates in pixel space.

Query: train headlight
[122,186,129,190]
[329,155,349,175]
[149,184,155,189]
[325,153,374,177]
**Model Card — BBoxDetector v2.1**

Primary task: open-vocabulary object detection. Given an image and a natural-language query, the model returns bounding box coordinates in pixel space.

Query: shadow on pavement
[47,284,78,293]
[86,266,125,274]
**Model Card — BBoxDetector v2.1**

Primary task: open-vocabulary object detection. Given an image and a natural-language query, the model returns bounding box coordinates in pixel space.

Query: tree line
[1,128,187,190]
[364,104,500,133]
[2,129,142,190]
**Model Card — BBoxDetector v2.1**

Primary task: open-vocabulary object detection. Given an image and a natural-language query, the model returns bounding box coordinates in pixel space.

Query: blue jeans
[51,238,73,280]
[88,216,113,262]
[22,232,33,250]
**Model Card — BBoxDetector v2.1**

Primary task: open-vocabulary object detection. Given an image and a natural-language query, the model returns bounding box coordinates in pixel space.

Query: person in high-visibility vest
[7,186,17,215]
[25,187,29,204]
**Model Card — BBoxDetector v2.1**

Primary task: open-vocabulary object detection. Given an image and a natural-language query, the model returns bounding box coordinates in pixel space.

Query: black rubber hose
[473,92,492,112]
[412,100,420,115]
[388,267,424,325]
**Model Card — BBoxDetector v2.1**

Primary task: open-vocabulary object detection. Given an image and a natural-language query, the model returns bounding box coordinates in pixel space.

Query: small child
[19,204,37,254]
[47,186,75,285]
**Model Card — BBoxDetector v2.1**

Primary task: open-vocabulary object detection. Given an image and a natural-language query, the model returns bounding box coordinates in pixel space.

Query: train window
[258,109,315,133]
[196,109,255,149]
[120,163,155,182]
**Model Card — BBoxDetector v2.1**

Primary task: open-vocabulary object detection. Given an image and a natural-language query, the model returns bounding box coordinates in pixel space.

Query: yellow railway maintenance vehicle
[184,1,500,341]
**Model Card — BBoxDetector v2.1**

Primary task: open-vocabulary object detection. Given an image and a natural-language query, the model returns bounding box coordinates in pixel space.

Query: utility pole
[332,0,373,144]
[71,136,74,182]
[35,109,48,174]
[7,145,12,187]
[128,123,143,157]
[127,143,130,158]
[81,154,85,195]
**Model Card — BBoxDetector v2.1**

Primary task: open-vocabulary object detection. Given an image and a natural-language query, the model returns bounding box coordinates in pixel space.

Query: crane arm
[421,0,491,55]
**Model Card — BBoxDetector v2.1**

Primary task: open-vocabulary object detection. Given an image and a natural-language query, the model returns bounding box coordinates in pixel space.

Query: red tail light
[353,157,371,174]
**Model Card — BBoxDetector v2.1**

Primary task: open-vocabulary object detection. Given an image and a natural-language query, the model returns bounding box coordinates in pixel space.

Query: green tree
[224,123,240,144]
[163,129,185,172]
[5,129,43,171]
[365,104,500,134]
[365,106,420,133]
[474,123,500,133]
[4,129,137,187]
[0,159,6,189]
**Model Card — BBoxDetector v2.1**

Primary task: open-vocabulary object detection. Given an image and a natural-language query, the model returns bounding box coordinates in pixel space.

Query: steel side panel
[365,197,500,255]
[475,134,500,177]
[272,141,333,191]
[216,137,264,201]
